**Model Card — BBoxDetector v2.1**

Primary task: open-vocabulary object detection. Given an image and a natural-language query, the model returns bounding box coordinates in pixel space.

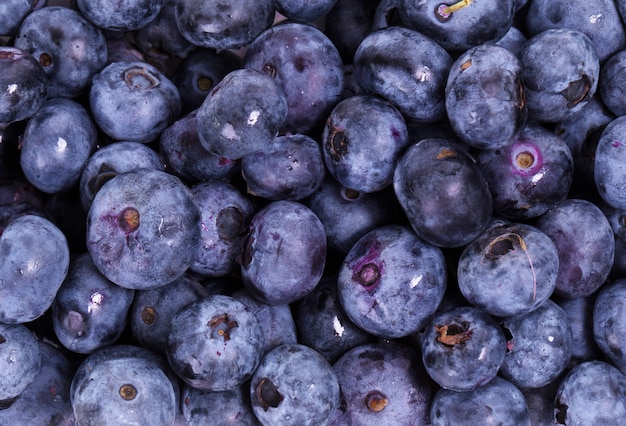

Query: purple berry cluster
[2,0,626,424]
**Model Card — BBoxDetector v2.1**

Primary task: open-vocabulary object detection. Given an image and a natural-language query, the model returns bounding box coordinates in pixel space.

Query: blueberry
[196,68,288,160]
[190,180,255,277]
[592,278,626,374]
[130,273,209,355]
[0,341,74,424]
[457,222,559,318]
[89,61,181,143]
[594,116,626,210]
[294,276,372,364]
[324,0,379,63]
[13,6,108,98]
[600,50,626,117]
[0,323,41,408]
[499,299,573,389]
[249,343,340,426]
[77,0,166,31]
[166,294,265,391]
[393,137,493,248]
[243,21,344,134]
[0,0,46,38]
[159,110,240,185]
[534,198,614,298]
[321,95,409,193]
[554,360,626,424]
[520,28,600,123]
[0,46,48,127]
[181,383,260,425]
[274,0,338,22]
[398,0,517,52]
[240,200,327,305]
[430,376,531,426]
[599,201,626,277]
[241,133,325,200]
[19,98,97,194]
[445,43,527,150]
[353,25,452,123]
[337,224,447,338]
[174,0,275,51]
[422,305,507,392]
[52,253,135,354]
[0,214,69,324]
[79,141,166,213]
[86,169,202,290]
[525,0,626,63]
[554,294,601,367]
[477,123,574,220]
[332,341,434,425]
[494,26,528,57]
[170,48,241,114]
[70,344,179,426]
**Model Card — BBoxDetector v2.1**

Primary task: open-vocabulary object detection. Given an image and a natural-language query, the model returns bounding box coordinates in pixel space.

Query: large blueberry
[181,383,259,425]
[249,343,340,426]
[0,0,46,37]
[86,169,201,290]
[594,116,626,210]
[166,294,264,391]
[0,323,41,408]
[592,278,626,374]
[393,137,493,248]
[77,0,166,31]
[337,225,447,338]
[353,26,452,123]
[0,214,69,324]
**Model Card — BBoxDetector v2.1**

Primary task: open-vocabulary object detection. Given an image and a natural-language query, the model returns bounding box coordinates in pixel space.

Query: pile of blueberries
[3,0,626,424]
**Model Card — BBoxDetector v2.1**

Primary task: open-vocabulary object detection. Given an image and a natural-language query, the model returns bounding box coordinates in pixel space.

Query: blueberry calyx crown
[435,322,473,347]
[208,313,238,342]
[255,377,284,412]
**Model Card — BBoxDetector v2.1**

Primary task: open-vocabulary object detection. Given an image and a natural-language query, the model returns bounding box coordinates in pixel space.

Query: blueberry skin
[181,383,260,425]
[20,98,97,194]
[476,124,574,220]
[421,306,507,392]
[70,344,179,426]
[332,341,434,425]
[130,274,209,355]
[322,95,409,193]
[196,68,288,160]
[324,0,380,63]
[244,22,344,134]
[0,0,46,37]
[600,202,626,277]
[0,323,41,406]
[353,26,452,123]
[445,43,526,151]
[171,48,241,114]
[500,300,573,389]
[52,253,135,354]
[79,141,166,213]
[167,294,265,391]
[14,6,108,99]
[90,61,181,143]
[554,360,626,425]
[133,0,194,60]
[232,288,298,356]
[430,376,531,426]
[337,225,447,338]
[160,110,240,184]
[554,294,601,367]
[86,169,202,290]
[393,138,493,248]
[494,26,528,57]
[520,29,600,123]
[175,0,274,51]
[594,116,626,210]
[295,276,372,364]
[600,50,626,117]
[77,0,166,31]
[534,198,615,299]
[457,222,559,318]
[0,46,48,127]
[525,0,626,63]
[190,180,255,277]
[592,278,626,374]
[398,0,516,52]
[242,133,325,200]
[0,214,69,324]
[249,343,340,426]
[0,341,75,425]
[307,176,400,253]
[274,0,337,22]
[240,200,327,305]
